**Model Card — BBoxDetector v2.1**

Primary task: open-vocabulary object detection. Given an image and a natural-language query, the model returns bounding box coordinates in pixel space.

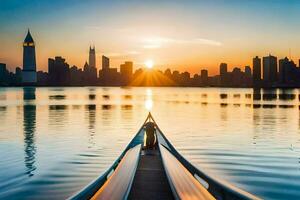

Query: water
[0,87,300,199]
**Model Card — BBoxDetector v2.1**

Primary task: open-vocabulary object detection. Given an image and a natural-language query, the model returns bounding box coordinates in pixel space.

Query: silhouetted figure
[144,121,156,149]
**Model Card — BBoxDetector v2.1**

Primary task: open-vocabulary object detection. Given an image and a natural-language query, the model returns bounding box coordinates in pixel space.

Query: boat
[70,112,260,200]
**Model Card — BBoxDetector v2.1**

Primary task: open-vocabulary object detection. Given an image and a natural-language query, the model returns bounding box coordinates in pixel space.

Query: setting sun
[145,60,154,69]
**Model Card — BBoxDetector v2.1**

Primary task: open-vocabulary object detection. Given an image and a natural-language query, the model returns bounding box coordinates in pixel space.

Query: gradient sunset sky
[1,0,300,75]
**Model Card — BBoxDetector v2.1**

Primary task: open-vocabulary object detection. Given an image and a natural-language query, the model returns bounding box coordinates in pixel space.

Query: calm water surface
[0,87,300,199]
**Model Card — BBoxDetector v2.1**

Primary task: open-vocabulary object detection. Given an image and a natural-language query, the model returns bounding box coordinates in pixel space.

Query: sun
[145,60,154,69]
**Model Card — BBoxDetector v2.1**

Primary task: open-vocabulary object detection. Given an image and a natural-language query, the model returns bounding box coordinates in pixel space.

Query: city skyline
[1,1,300,74]
[1,29,299,78]
[2,29,300,88]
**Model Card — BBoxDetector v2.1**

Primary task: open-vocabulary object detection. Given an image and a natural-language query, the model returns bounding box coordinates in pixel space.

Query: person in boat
[144,121,156,149]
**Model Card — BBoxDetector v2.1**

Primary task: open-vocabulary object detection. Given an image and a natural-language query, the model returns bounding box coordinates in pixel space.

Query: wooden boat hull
[70,113,260,200]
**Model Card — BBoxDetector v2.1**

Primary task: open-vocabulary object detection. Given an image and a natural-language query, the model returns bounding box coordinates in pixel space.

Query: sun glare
[145,99,153,111]
[145,60,154,69]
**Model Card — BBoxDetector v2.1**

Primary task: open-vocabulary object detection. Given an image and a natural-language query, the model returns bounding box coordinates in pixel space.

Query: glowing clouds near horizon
[145,60,154,69]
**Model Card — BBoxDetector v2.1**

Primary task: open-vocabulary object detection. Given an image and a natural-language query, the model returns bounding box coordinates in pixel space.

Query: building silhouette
[15,67,22,84]
[279,57,290,84]
[102,55,109,71]
[86,46,97,83]
[89,46,96,69]
[263,55,277,86]
[219,63,228,86]
[70,65,84,85]
[200,69,208,86]
[0,63,8,85]
[99,55,120,85]
[6,29,300,88]
[252,56,261,87]
[48,56,70,85]
[120,61,133,85]
[278,57,299,86]
[22,30,37,84]
[245,66,251,77]
[83,60,97,84]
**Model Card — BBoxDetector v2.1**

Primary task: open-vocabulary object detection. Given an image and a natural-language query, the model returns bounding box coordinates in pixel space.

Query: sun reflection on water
[145,88,153,111]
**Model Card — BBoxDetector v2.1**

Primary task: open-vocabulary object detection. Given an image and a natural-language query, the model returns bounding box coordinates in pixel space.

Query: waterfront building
[48,56,70,85]
[253,56,261,86]
[201,69,208,86]
[89,46,96,69]
[245,66,251,77]
[219,63,228,86]
[279,57,289,84]
[87,46,97,82]
[120,61,133,85]
[279,57,299,86]
[102,55,110,71]
[0,63,8,84]
[15,67,22,84]
[263,55,277,85]
[22,30,37,84]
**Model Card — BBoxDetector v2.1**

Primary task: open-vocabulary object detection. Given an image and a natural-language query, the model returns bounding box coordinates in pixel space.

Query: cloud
[142,36,222,49]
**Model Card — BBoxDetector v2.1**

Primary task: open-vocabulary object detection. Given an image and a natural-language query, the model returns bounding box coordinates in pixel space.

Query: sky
[1,0,300,75]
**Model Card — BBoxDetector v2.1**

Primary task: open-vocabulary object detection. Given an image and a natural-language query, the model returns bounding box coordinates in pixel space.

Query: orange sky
[1,1,300,75]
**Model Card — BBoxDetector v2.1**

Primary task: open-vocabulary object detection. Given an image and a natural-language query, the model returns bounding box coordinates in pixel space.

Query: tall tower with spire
[89,46,96,69]
[22,30,37,84]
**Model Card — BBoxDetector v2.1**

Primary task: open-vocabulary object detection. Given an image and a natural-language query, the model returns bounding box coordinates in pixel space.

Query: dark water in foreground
[0,87,300,199]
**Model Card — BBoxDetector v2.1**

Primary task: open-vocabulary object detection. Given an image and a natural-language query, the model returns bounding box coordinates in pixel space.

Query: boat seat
[159,144,215,200]
[91,144,141,200]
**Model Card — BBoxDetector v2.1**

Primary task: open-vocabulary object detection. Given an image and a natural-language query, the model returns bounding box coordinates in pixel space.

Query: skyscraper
[48,56,70,85]
[279,57,289,84]
[263,55,277,85]
[22,30,37,84]
[102,56,110,71]
[279,57,298,85]
[120,61,133,85]
[200,69,208,86]
[0,63,7,84]
[89,46,96,68]
[252,56,261,85]
[219,63,228,86]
